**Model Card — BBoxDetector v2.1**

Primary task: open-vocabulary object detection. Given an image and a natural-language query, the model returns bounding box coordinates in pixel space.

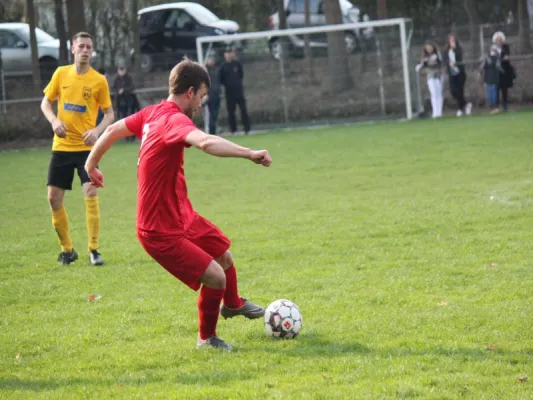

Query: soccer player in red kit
[84,59,272,351]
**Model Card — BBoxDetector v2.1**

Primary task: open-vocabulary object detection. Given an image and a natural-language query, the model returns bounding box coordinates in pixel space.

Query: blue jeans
[486,84,498,107]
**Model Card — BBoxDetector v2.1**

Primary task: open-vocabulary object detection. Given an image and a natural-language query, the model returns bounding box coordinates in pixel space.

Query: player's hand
[249,150,272,167]
[52,118,67,138]
[83,128,100,146]
[86,166,104,188]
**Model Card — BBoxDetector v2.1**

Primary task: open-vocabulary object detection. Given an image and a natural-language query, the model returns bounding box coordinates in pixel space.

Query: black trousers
[207,96,220,135]
[497,86,509,110]
[226,94,250,134]
[449,73,466,111]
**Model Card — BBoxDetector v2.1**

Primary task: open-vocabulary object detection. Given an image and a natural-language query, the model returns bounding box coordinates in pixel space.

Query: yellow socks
[52,205,73,252]
[85,196,100,252]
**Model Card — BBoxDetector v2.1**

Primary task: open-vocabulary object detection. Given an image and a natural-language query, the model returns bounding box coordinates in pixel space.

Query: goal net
[196,18,414,131]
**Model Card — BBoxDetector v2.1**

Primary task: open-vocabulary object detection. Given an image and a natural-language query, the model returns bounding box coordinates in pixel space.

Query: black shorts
[47,151,95,191]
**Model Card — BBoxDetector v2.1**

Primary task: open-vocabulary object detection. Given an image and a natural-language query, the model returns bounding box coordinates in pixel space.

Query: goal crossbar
[196,17,413,120]
[196,17,412,63]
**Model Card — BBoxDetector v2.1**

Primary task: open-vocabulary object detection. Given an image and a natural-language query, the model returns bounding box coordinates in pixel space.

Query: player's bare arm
[83,106,115,146]
[40,96,67,138]
[84,119,133,188]
[185,129,272,167]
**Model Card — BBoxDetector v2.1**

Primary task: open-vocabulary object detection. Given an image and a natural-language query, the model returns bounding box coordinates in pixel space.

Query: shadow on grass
[0,367,254,392]
[0,378,117,392]
[243,331,533,361]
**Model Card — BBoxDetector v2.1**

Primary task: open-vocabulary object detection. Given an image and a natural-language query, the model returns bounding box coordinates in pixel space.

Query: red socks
[198,286,225,340]
[224,265,245,309]
[197,265,245,340]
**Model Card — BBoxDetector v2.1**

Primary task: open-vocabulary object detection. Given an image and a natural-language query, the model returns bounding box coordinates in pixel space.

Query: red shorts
[137,213,231,291]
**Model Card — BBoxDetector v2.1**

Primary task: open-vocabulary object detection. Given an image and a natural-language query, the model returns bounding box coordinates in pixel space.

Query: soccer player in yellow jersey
[40,32,114,265]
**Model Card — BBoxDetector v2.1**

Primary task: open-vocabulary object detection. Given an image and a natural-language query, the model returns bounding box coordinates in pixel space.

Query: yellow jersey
[43,65,112,152]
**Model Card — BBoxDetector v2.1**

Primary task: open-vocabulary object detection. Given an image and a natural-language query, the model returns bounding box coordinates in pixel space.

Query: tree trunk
[376,0,394,74]
[66,0,86,39]
[518,0,532,52]
[322,0,353,93]
[303,0,314,81]
[27,0,41,93]
[277,0,289,67]
[55,0,69,65]
[463,0,481,58]
[132,0,142,85]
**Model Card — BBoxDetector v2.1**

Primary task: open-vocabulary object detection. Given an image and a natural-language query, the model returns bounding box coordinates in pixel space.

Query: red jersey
[125,100,197,234]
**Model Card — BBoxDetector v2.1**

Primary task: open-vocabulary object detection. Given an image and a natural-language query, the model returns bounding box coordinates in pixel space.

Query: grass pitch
[1,112,533,399]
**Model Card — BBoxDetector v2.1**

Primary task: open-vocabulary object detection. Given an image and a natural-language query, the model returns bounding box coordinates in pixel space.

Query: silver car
[0,23,98,78]
[267,0,374,60]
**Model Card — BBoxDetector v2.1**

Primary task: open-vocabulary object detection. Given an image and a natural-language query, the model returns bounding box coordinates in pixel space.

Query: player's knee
[215,250,233,270]
[83,183,98,197]
[47,189,63,210]
[202,260,226,290]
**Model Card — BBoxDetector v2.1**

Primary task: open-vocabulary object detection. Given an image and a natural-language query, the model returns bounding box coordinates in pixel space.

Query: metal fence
[1,22,532,147]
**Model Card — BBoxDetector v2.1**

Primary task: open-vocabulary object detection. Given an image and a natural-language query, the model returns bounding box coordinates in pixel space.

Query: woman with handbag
[492,31,515,112]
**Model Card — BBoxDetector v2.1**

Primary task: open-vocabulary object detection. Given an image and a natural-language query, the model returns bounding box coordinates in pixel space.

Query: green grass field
[1,112,533,399]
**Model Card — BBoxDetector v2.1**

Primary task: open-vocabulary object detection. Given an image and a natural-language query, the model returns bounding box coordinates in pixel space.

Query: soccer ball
[264,299,302,339]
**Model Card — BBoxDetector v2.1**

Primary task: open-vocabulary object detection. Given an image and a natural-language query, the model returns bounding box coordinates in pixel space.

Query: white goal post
[196,17,414,130]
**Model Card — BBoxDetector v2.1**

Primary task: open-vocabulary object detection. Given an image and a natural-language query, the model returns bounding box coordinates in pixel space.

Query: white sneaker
[465,102,472,116]
[456,110,463,117]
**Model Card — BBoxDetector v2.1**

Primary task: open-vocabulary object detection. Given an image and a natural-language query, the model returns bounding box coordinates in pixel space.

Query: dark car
[132,2,241,73]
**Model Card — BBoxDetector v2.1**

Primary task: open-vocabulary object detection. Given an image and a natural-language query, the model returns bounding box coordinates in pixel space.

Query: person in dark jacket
[205,54,221,134]
[479,44,504,113]
[492,31,515,112]
[112,65,137,141]
[442,33,472,117]
[219,47,250,135]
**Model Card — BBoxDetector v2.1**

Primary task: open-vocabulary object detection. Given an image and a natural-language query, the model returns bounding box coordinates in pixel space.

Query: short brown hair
[72,32,93,43]
[169,58,210,95]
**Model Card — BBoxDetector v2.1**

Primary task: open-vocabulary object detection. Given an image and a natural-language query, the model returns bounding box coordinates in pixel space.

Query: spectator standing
[205,54,221,134]
[442,34,472,117]
[418,41,444,118]
[492,31,515,112]
[479,44,504,113]
[219,47,250,135]
[112,65,137,142]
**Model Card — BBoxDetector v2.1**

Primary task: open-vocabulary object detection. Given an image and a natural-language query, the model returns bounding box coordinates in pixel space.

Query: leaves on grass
[438,301,448,307]
[88,294,102,302]
[486,344,496,351]
[489,263,498,268]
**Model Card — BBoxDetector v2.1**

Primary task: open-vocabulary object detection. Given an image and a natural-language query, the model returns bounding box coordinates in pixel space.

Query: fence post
[375,37,386,116]
[479,24,485,59]
[0,49,6,119]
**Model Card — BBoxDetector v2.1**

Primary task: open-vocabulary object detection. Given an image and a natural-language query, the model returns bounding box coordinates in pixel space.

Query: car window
[287,0,305,13]
[14,26,55,43]
[310,0,321,14]
[165,9,180,28]
[140,10,169,31]
[175,11,195,29]
[0,30,22,48]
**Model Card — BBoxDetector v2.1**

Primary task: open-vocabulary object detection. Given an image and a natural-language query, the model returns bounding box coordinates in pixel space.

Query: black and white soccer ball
[264,299,302,339]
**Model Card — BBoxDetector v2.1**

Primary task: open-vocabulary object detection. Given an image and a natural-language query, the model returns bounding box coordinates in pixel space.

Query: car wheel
[344,32,357,54]
[269,40,282,61]
[140,53,154,74]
